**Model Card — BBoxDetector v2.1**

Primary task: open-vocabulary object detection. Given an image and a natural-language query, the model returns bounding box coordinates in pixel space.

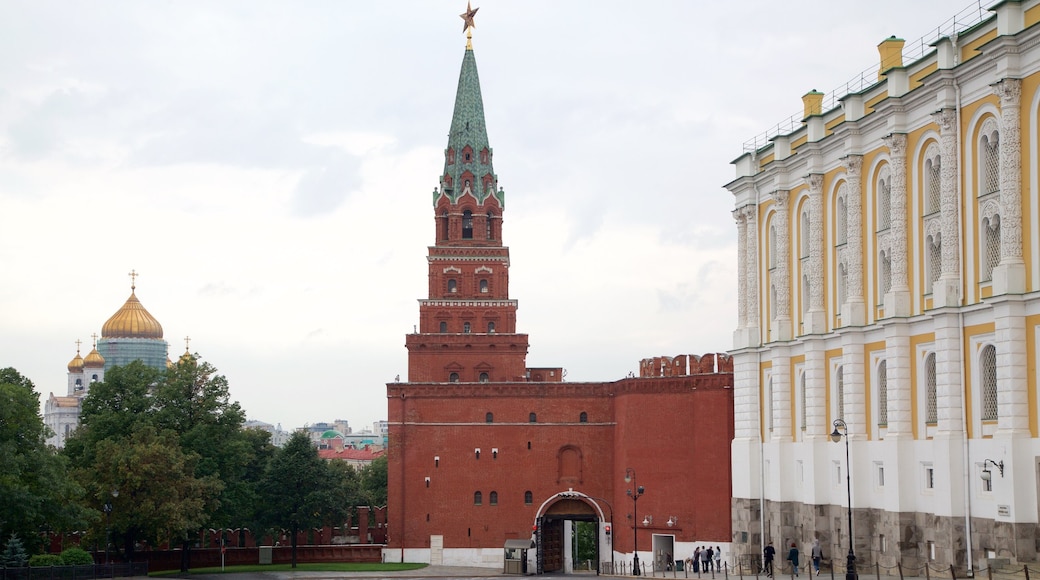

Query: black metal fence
[0,563,148,580]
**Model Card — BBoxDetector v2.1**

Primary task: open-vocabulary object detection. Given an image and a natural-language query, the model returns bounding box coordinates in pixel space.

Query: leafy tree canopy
[0,368,88,555]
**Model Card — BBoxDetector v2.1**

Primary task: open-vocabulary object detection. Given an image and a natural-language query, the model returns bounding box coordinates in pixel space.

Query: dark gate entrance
[536,497,600,574]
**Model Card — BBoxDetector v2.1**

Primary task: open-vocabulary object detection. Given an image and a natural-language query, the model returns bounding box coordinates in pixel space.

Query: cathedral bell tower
[404,7,529,383]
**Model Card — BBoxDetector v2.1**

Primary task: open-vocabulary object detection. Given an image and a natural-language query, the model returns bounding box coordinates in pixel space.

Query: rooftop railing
[741,0,991,154]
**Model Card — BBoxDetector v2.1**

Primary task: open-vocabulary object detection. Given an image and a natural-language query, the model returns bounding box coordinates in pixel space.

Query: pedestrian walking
[811,539,823,576]
[764,541,776,577]
[787,542,800,577]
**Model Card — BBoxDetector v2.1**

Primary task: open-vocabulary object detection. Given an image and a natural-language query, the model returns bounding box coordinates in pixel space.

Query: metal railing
[0,562,148,580]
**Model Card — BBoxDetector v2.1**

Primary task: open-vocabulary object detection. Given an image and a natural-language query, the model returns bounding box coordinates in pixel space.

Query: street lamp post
[624,468,645,576]
[103,502,112,566]
[103,489,119,566]
[830,420,856,580]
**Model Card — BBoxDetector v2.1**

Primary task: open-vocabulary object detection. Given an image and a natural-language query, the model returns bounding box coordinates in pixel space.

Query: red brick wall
[387,372,733,554]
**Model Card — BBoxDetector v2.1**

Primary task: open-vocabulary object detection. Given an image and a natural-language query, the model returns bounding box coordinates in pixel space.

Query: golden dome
[84,347,105,368]
[67,351,84,373]
[102,289,163,339]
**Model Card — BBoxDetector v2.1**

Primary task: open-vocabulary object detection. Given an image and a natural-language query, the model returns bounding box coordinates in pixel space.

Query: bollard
[925,564,930,580]
[986,563,992,580]
[1024,564,1030,580]
[876,561,881,580]
[951,564,959,580]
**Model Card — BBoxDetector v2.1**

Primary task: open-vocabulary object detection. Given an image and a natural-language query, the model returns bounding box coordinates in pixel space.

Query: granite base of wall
[730,498,1038,572]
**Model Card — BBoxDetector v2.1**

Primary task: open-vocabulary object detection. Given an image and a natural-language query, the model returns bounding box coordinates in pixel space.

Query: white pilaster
[884,321,912,438]
[883,133,911,317]
[992,78,1025,295]
[841,156,866,326]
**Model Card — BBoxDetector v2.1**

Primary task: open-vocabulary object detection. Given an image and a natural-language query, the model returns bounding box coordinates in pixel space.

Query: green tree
[257,432,347,568]
[87,426,221,561]
[2,534,28,567]
[64,356,264,565]
[152,355,252,528]
[0,368,88,555]
[63,361,160,471]
[358,455,388,507]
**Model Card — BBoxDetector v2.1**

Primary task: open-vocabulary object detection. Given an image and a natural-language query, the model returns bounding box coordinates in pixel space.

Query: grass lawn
[152,562,428,575]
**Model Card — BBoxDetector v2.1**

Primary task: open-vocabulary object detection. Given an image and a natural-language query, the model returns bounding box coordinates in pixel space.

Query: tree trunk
[291,523,298,568]
[180,538,191,572]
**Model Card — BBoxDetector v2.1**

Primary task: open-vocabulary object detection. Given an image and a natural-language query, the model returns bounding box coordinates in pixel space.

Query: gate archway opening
[533,490,611,575]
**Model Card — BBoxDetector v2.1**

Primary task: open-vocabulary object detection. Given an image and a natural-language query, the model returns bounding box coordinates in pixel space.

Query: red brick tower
[403,25,529,383]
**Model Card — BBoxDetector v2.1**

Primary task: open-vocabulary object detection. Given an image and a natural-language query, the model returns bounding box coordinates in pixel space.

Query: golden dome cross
[128,269,138,290]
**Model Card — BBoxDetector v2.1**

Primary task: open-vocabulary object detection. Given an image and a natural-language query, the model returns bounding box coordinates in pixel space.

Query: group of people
[763,539,824,577]
[685,545,722,573]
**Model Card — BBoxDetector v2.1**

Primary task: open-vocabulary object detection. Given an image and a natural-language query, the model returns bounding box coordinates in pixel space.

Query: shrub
[29,554,63,567]
[59,547,94,565]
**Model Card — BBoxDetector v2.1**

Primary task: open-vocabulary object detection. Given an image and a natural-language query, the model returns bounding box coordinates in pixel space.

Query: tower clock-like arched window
[462,210,473,239]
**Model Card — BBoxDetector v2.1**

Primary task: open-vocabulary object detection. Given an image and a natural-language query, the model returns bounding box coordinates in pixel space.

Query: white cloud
[0,0,971,430]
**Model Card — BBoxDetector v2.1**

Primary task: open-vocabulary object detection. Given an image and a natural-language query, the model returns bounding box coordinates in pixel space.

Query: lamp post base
[633,554,641,576]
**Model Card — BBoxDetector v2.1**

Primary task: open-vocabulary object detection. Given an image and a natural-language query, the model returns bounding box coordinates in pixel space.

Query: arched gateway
[533,490,612,575]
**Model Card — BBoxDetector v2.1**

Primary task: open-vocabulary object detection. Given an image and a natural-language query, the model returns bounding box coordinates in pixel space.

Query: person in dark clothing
[764,541,776,577]
[787,543,800,577]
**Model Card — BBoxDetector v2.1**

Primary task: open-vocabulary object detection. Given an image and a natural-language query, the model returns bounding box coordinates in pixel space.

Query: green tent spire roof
[437,42,503,207]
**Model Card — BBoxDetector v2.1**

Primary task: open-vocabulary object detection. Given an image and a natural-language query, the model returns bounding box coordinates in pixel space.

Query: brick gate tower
[386,7,734,572]
[403,22,529,383]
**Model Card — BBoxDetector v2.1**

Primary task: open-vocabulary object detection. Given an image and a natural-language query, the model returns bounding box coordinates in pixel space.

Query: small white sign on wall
[997,505,1010,517]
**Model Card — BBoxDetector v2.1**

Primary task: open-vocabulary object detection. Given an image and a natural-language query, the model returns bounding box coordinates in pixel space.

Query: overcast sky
[1,0,976,432]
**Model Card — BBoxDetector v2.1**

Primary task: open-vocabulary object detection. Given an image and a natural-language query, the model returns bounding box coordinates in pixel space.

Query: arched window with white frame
[802,273,810,316]
[925,232,941,294]
[979,119,1000,197]
[980,344,997,421]
[837,262,847,314]
[800,210,810,259]
[981,210,1000,282]
[835,184,848,245]
[878,249,892,305]
[924,352,937,425]
[877,359,888,429]
[769,224,778,269]
[924,145,941,215]
[877,166,892,231]
[799,372,807,431]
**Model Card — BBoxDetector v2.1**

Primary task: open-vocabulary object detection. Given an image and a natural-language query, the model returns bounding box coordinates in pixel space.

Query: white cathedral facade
[727,1,1040,572]
[44,278,169,448]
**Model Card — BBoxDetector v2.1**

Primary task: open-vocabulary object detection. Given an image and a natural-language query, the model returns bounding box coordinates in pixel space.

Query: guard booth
[504,539,534,574]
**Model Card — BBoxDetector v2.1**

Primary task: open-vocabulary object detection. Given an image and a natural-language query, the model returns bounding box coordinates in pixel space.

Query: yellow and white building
[727,1,1040,571]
